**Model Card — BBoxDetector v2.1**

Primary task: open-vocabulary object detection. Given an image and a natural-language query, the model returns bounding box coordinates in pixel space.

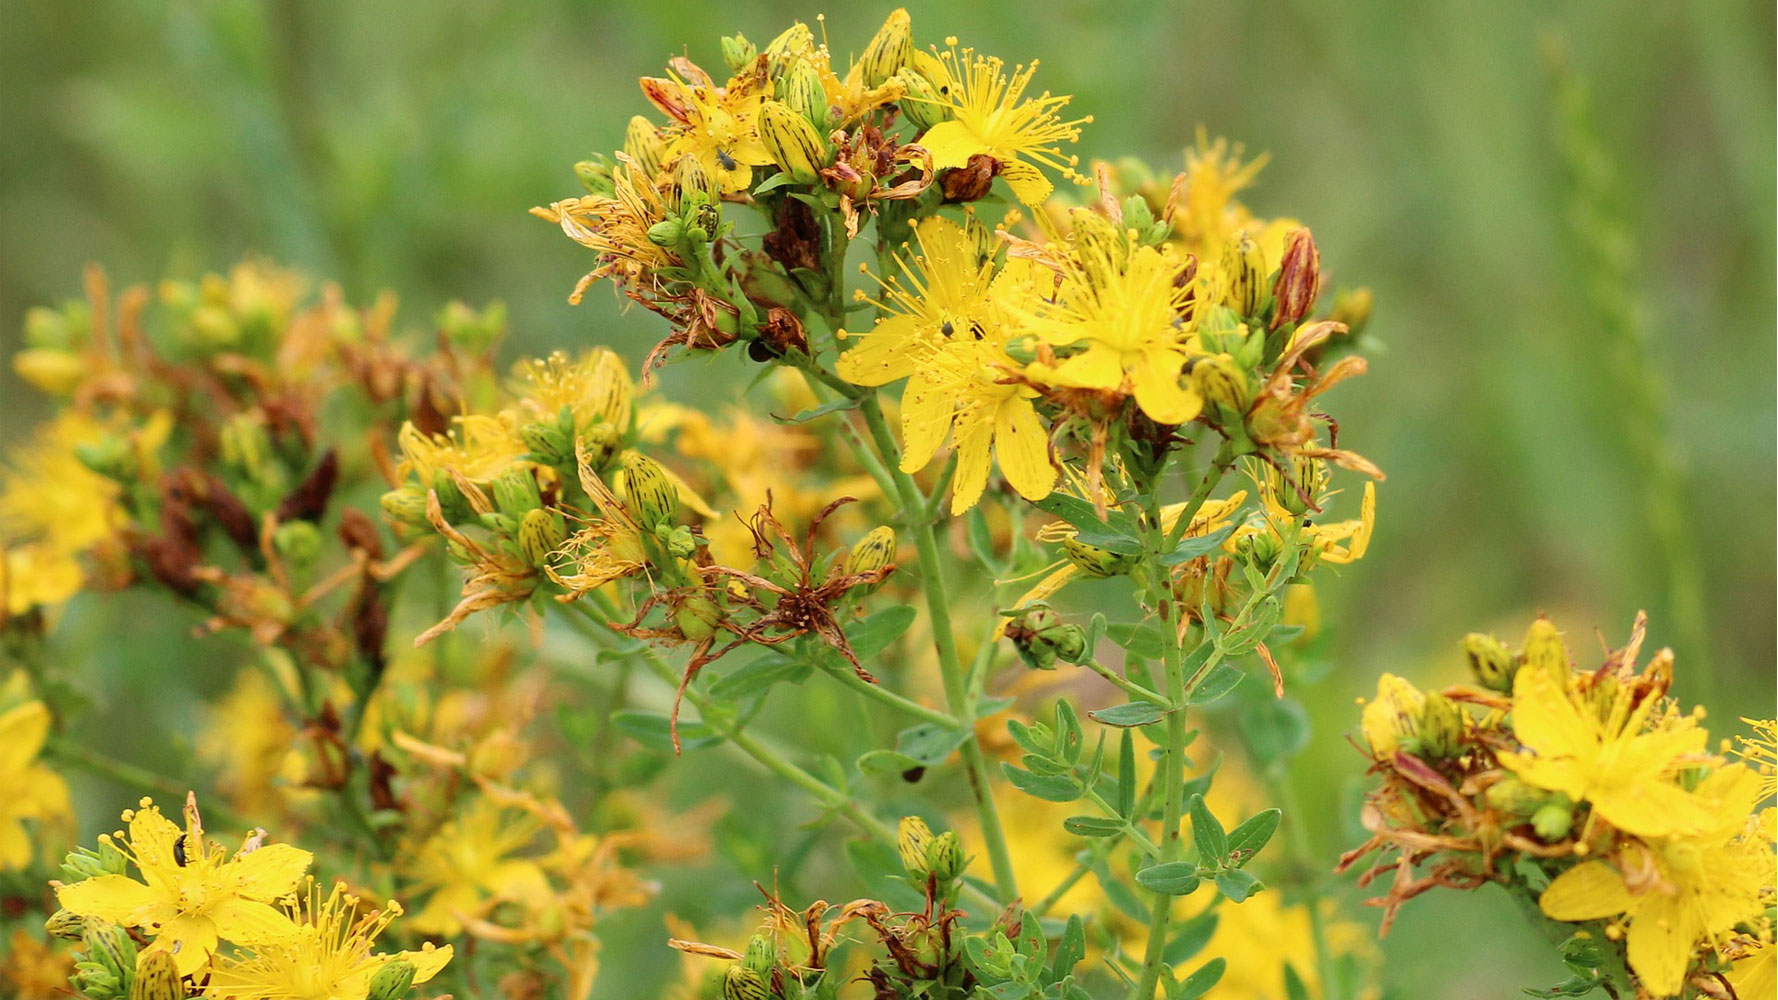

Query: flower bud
[13,347,86,394]
[646,217,685,248]
[519,508,567,567]
[663,524,698,559]
[45,908,85,940]
[1462,632,1517,692]
[1269,227,1321,330]
[624,116,667,179]
[1361,673,1425,758]
[1189,354,1250,414]
[1220,232,1268,318]
[1521,617,1569,687]
[620,453,680,528]
[131,949,183,1000]
[1329,287,1374,337]
[779,60,831,132]
[1045,624,1089,664]
[1483,776,1547,817]
[721,34,758,73]
[1532,801,1575,842]
[367,958,418,1000]
[741,933,775,975]
[272,519,323,570]
[897,815,933,877]
[492,468,543,519]
[1417,690,1465,759]
[521,420,575,466]
[845,525,897,582]
[429,471,472,524]
[758,101,828,184]
[1061,536,1137,578]
[380,488,432,529]
[722,966,771,1000]
[74,434,137,483]
[672,154,717,213]
[894,69,950,132]
[763,22,813,77]
[675,594,722,642]
[573,157,615,197]
[926,830,965,881]
[858,10,912,87]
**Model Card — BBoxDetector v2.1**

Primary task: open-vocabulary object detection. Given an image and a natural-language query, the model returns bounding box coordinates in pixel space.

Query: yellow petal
[948,402,996,514]
[836,315,924,386]
[898,373,954,474]
[224,843,312,900]
[1048,345,1124,388]
[155,913,220,977]
[997,158,1054,205]
[0,819,31,871]
[916,121,981,171]
[402,943,455,984]
[56,874,161,924]
[0,702,49,774]
[1129,355,1202,425]
[1624,893,1701,997]
[1538,861,1633,922]
[208,896,299,944]
[1509,666,1593,766]
[1590,775,1712,839]
[993,398,1054,502]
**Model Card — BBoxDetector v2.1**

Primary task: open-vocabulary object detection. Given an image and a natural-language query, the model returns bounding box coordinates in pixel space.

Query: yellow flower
[1498,664,1714,839]
[916,42,1089,204]
[196,668,315,820]
[402,798,553,937]
[395,413,527,485]
[643,66,774,192]
[1360,674,1426,759]
[1539,766,1770,997]
[0,412,126,557]
[56,796,312,976]
[899,338,1054,513]
[0,699,70,869]
[533,162,680,301]
[1735,718,1776,800]
[1025,241,1203,425]
[511,348,635,434]
[205,879,452,1000]
[0,928,73,1000]
[2,543,84,616]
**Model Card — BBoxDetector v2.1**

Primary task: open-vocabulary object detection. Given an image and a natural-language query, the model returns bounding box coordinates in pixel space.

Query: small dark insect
[747,339,781,363]
[940,320,954,337]
[901,766,926,784]
[172,834,189,867]
[716,148,737,171]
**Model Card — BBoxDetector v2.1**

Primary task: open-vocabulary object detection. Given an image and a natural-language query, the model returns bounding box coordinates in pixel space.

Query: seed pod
[857,9,912,87]
[1061,537,1137,578]
[894,68,950,132]
[779,59,831,131]
[1462,632,1517,692]
[845,525,897,581]
[45,908,85,941]
[131,949,183,1000]
[1220,232,1268,318]
[1269,227,1321,330]
[492,467,543,519]
[1483,776,1547,817]
[519,508,567,567]
[758,101,828,184]
[1044,624,1089,664]
[1521,617,1569,687]
[926,830,965,881]
[367,958,418,1000]
[897,815,933,877]
[624,116,667,178]
[620,453,680,528]
[722,966,771,1000]
[520,421,575,466]
[720,33,758,73]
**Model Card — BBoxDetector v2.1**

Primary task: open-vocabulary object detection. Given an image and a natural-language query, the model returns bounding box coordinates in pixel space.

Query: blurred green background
[3,1,1772,997]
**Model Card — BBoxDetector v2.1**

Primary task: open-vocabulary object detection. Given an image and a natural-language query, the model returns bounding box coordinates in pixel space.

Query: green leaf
[1090,701,1168,728]
[609,710,724,753]
[1054,699,1084,763]
[1061,816,1125,837]
[1001,763,1081,802]
[770,394,858,425]
[707,654,810,700]
[1177,958,1227,1000]
[1225,809,1282,868]
[1242,697,1310,766]
[1032,493,1142,554]
[1188,661,1245,705]
[1007,718,1051,755]
[845,606,918,662]
[1117,730,1136,817]
[1133,861,1202,895]
[895,723,969,765]
[1283,963,1311,1000]
[1049,915,1086,982]
[1189,795,1227,866]
[1214,868,1263,902]
[1014,908,1045,960]
[1162,910,1219,966]
[751,172,798,196]
[855,749,926,777]
[1219,597,1282,656]
[1159,524,1236,565]
[1106,623,1165,659]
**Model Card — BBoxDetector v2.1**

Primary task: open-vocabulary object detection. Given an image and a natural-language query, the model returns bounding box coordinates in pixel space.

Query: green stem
[818,659,959,728]
[857,393,1021,903]
[1082,659,1170,707]
[47,739,248,834]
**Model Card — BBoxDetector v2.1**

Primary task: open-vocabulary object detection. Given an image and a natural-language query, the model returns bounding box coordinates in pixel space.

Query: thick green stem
[818,658,960,728]
[857,393,1020,903]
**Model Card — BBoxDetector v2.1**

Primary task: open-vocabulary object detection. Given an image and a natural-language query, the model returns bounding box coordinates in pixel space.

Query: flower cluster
[1341,614,1775,998]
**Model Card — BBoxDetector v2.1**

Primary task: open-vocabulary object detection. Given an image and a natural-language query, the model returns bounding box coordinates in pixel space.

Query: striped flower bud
[763,22,813,77]
[520,420,575,466]
[367,958,418,1000]
[1269,227,1321,330]
[1061,536,1137,578]
[45,907,85,941]
[131,949,183,1000]
[82,920,136,992]
[1417,690,1465,759]
[857,9,912,87]
[620,453,680,528]
[722,966,771,1000]
[845,526,897,581]
[579,421,625,471]
[894,68,950,133]
[672,154,717,213]
[1521,617,1569,687]
[573,157,615,197]
[1189,354,1250,414]
[758,101,828,184]
[492,468,543,520]
[721,33,758,73]
[897,815,933,877]
[1361,673,1425,758]
[379,488,431,529]
[429,471,472,524]
[741,933,775,974]
[624,115,667,178]
[1220,232,1268,318]
[1462,632,1517,692]
[779,60,831,132]
[925,830,965,881]
[519,508,567,567]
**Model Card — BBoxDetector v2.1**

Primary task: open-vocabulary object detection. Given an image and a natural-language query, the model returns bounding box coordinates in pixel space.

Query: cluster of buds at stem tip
[621,452,680,530]
[69,918,136,1000]
[1061,536,1138,578]
[1269,227,1321,330]
[1004,605,1090,671]
[897,816,966,882]
[1362,674,1465,761]
[1483,777,1578,842]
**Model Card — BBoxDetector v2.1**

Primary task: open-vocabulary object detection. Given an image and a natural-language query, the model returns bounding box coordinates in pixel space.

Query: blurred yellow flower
[395,413,527,485]
[403,797,553,937]
[0,699,70,870]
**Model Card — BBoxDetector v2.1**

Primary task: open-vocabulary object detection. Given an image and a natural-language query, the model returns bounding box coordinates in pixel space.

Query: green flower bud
[857,9,912,87]
[492,468,543,519]
[721,34,759,73]
[79,920,135,998]
[520,420,575,467]
[722,966,771,1000]
[579,422,626,471]
[672,154,717,213]
[574,157,615,197]
[1483,776,1548,817]
[380,488,432,529]
[1189,354,1250,414]
[272,519,323,570]
[897,815,933,877]
[519,508,567,567]
[894,69,950,133]
[646,217,685,248]
[429,471,472,524]
[131,949,184,1000]
[367,958,418,1000]
[663,524,698,560]
[1220,231,1268,318]
[1462,632,1517,693]
[1532,801,1575,842]
[74,434,137,483]
[1061,537,1137,578]
[779,60,831,132]
[758,101,828,184]
[926,830,965,881]
[1417,691,1465,759]
[1045,624,1089,665]
[741,933,775,975]
[45,907,85,941]
[844,525,897,583]
[621,453,680,528]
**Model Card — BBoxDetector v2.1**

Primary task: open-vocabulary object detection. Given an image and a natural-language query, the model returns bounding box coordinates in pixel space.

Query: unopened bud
[620,453,680,527]
[1532,801,1575,842]
[1521,617,1569,687]
[492,468,543,519]
[1462,632,1517,692]
[646,217,685,248]
[758,101,828,184]
[367,958,417,1000]
[380,488,432,529]
[1269,227,1321,330]
[845,525,897,582]
[722,965,771,1000]
[132,949,183,1000]
[1061,536,1137,578]
[272,519,323,570]
[721,34,758,73]
[1418,691,1465,759]
[429,471,472,524]
[926,830,965,881]
[1483,776,1547,817]
[1046,624,1089,664]
[79,921,134,992]
[520,421,575,466]
[780,60,831,131]
[74,434,137,483]
[519,508,567,567]
[741,933,775,975]
[1220,232,1268,318]
[858,9,912,87]
[1189,354,1250,413]
[1329,287,1373,337]
[675,594,722,642]
[897,815,933,877]
[894,69,949,132]
[1361,673,1425,758]
[624,116,667,178]
[763,22,813,77]
[573,157,614,197]
[45,908,85,940]
[672,154,716,213]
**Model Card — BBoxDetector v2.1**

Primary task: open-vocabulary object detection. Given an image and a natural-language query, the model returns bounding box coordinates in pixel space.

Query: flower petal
[916,121,981,171]
[56,875,161,924]
[1129,355,1201,425]
[156,912,221,977]
[948,401,995,514]
[224,843,312,900]
[898,374,954,475]
[836,315,924,386]
[209,896,299,944]
[997,158,1053,205]
[993,398,1054,502]
[1537,861,1633,922]
[402,943,455,984]
[1625,893,1701,997]
[0,702,50,774]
